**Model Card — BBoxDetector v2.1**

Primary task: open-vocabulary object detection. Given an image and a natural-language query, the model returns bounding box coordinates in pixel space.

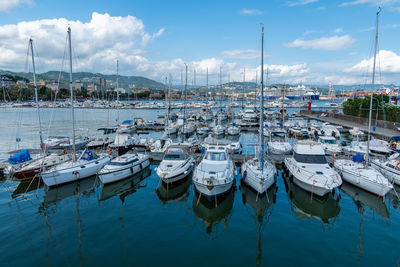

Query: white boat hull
[193,180,233,198]
[241,163,276,194]
[156,161,194,184]
[335,160,392,197]
[371,160,400,185]
[99,158,150,184]
[42,155,111,187]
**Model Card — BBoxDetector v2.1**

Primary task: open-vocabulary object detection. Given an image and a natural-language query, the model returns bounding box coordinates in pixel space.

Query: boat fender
[243,170,247,179]
[74,171,80,179]
[63,149,67,155]
[333,153,336,165]
[130,167,133,173]
[108,147,112,155]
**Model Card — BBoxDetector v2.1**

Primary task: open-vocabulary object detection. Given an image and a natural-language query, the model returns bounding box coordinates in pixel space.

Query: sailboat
[13,38,71,180]
[241,26,277,195]
[164,76,179,135]
[41,27,111,187]
[334,8,393,197]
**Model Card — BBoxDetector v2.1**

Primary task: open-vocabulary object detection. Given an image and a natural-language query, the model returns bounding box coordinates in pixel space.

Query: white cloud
[340,0,400,11]
[240,8,263,15]
[0,12,165,74]
[345,50,400,73]
[287,0,319,7]
[0,0,33,12]
[222,49,259,60]
[332,28,343,33]
[284,35,355,50]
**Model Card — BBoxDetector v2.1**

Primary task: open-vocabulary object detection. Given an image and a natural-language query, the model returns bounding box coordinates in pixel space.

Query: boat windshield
[321,139,337,144]
[164,154,186,160]
[294,152,327,164]
[205,152,226,161]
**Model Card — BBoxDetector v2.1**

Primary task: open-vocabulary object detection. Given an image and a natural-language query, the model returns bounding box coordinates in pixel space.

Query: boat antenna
[366,7,381,165]
[29,38,44,154]
[260,25,265,171]
[68,27,76,161]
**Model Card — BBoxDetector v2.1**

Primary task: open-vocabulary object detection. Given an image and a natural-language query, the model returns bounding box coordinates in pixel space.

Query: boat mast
[206,67,208,100]
[116,59,119,123]
[29,38,44,154]
[243,68,246,109]
[183,63,188,142]
[260,26,265,170]
[219,66,222,110]
[68,27,76,161]
[168,74,172,122]
[165,76,168,130]
[366,7,381,165]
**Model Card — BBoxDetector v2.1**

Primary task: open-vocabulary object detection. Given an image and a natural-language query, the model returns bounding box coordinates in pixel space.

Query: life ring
[363,154,367,161]
[150,145,155,150]
[396,162,400,171]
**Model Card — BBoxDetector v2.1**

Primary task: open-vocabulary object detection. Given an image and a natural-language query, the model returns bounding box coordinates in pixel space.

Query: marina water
[0,105,399,266]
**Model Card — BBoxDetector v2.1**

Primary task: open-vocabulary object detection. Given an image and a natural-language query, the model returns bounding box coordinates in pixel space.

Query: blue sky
[0,0,399,85]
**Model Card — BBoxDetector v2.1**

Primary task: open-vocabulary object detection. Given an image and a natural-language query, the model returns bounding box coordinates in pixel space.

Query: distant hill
[0,70,167,90]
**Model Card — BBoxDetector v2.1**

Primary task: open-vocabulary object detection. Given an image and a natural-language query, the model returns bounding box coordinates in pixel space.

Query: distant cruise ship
[265,85,320,100]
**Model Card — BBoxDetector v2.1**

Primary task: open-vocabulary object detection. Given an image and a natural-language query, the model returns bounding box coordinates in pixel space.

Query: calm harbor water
[0,104,399,266]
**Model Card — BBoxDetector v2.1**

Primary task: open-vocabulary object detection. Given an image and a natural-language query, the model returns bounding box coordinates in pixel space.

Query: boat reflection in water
[12,177,44,199]
[40,176,98,209]
[389,185,400,211]
[283,171,341,224]
[100,167,151,203]
[192,185,236,236]
[341,182,390,219]
[240,181,277,267]
[156,176,191,204]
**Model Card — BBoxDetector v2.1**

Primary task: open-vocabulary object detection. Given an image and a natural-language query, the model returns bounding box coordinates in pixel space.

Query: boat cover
[8,150,32,164]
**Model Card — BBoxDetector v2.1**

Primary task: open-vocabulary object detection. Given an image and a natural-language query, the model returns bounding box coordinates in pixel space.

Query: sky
[0,0,399,86]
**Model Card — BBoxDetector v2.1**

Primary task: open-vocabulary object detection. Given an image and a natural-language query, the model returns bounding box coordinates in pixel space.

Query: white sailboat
[334,9,392,197]
[241,26,277,195]
[41,27,111,187]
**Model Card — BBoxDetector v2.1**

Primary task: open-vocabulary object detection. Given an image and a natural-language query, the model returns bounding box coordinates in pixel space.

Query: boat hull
[42,156,111,187]
[157,163,193,184]
[371,160,400,185]
[99,158,150,184]
[193,180,234,198]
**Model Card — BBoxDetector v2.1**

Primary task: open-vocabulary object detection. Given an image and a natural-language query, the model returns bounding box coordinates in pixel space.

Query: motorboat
[41,136,69,150]
[284,142,342,197]
[108,133,136,156]
[13,153,71,180]
[267,130,292,155]
[349,127,364,137]
[213,124,226,136]
[216,109,228,121]
[192,145,235,198]
[334,158,392,197]
[226,141,241,154]
[59,136,91,150]
[150,137,172,153]
[197,126,210,135]
[182,123,196,137]
[318,136,342,155]
[41,151,112,187]
[155,144,194,184]
[227,124,240,136]
[87,137,112,149]
[344,139,391,155]
[321,123,340,138]
[242,109,258,122]
[98,153,150,184]
[116,120,136,134]
[371,153,400,185]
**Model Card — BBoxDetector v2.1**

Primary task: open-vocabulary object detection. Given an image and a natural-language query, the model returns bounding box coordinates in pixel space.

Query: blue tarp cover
[8,150,32,165]
[122,120,133,124]
[352,153,365,163]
